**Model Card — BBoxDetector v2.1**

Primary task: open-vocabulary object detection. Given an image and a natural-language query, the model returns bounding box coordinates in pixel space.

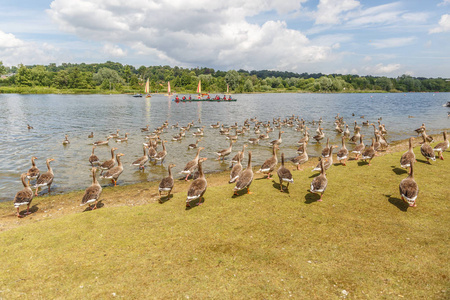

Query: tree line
[0,61,449,93]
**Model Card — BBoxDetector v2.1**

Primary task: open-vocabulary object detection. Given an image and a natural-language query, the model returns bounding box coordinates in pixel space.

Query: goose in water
[14,173,34,217]
[93,137,111,146]
[312,127,325,143]
[101,153,124,186]
[116,133,128,143]
[277,153,293,192]
[215,140,233,162]
[34,158,55,196]
[154,140,168,165]
[181,147,204,181]
[399,161,419,207]
[269,131,284,146]
[100,147,117,174]
[89,146,100,166]
[62,134,70,145]
[81,167,102,210]
[131,145,149,170]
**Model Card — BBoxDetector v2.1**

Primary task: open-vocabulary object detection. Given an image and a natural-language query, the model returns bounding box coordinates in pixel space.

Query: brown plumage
[420,134,436,164]
[159,164,176,200]
[269,131,284,146]
[349,126,361,144]
[291,142,308,170]
[81,167,102,210]
[433,131,449,160]
[400,137,416,168]
[277,153,293,192]
[93,137,111,146]
[336,136,349,166]
[229,152,242,183]
[231,144,247,166]
[310,158,328,202]
[154,140,168,164]
[89,146,100,166]
[27,156,40,182]
[14,173,34,217]
[101,153,124,186]
[312,127,324,142]
[361,138,376,165]
[258,144,278,179]
[352,135,365,160]
[34,158,55,196]
[186,158,208,207]
[399,161,419,207]
[131,146,149,170]
[100,147,117,174]
[321,138,331,157]
[313,145,337,172]
[215,140,233,161]
[188,139,201,149]
[181,147,204,181]
[234,151,254,195]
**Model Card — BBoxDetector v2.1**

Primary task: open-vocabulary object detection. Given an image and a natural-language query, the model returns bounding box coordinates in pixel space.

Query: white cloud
[369,37,417,49]
[429,14,450,33]
[364,63,401,75]
[103,43,127,57]
[0,30,24,48]
[315,0,360,25]
[438,0,450,6]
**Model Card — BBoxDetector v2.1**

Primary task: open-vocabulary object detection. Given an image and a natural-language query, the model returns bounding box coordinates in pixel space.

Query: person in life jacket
[188,95,192,100]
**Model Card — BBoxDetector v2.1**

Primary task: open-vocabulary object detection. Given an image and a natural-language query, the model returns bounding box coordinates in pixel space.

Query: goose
[248,137,260,144]
[140,125,150,132]
[108,129,120,139]
[159,164,176,200]
[14,173,34,217]
[186,158,208,207]
[335,123,343,133]
[421,131,434,144]
[193,126,205,137]
[27,156,40,184]
[93,137,111,146]
[371,123,380,136]
[116,133,128,143]
[257,144,278,179]
[154,140,168,164]
[88,132,94,138]
[373,134,381,152]
[336,136,349,166]
[231,144,247,166]
[226,128,238,141]
[313,146,337,172]
[269,131,284,146]
[81,167,102,210]
[62,134,70,145]
[312,127,324,142]
[291,142,308,170]
[171,122,179,129]
[297,130,309,145]
[234,151,254,195]
[215,140,233,162]
[433,131,449,160]
[147,140,157,161]
[414,123,425,135]
[210,121,220,129]
[310,158,328,202]
[277,153,293,192]
[352,135,365,160]
[100,147,117,174]
[321,138,331,158]
[181,147,203,180]
[89,146,100,166]
[349,127,361,144]
[420,134,436,164]
[400,137,416,168]
[259,132,269,140]
[362,120,370,126]
[229,152,242,183]
[361,138,376,166]
[343,125,350,138]
[188,139,201,149]
[131,146,149,170]
[27,124,33,130]
[101,153,124,186]
[399,161,419,207]
[378,133,389,150]
[34,158,55,196]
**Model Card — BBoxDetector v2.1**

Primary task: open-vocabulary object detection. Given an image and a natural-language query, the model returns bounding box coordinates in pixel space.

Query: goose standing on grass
[186,158,208,207]
[215,140,233,162]
[269,131,284,146]
[81,167,102,210]
[399,161,419,207]
[14,173,34,218]
[291,142,308,170]
[313,146,337,172]
[433,131,449,160]
[93,137,111,146]
[257,144,278,179]
[100,147,117,174]
[352,135,365,160]
[337,137,349,166]
[181,147,204,181]
[159,164,176,200]
[420,134,436,164]
[27,156,40,184]
[277,153,293,192]
[361,138,376,166]
[101,153,124,186]
[62,134,70,145]
[229,152,242,183]
[154,140,168,165]
[131,145,149,170]
[234,151,254,195]
[310,158,328,202]
[89,146,100,166]
[400,137,416,169]
[34,158,55,196]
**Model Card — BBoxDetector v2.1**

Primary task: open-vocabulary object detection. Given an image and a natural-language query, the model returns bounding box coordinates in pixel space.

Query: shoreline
[0,133,447,232]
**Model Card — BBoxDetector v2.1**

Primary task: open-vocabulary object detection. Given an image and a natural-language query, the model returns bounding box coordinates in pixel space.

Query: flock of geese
[14,116,448,217]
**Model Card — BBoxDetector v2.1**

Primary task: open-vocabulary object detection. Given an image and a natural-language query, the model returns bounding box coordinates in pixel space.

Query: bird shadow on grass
[309,172,320,179]
[391,166,407,175]
[357,161,369,166]
[185,197,204,210]
[385,194,409,212]
[304,192,320,204]
[159,194,173,204]
[272,181,291,194]
[19,205,39,217]
[416,159,430,165]
[82,201,105,212]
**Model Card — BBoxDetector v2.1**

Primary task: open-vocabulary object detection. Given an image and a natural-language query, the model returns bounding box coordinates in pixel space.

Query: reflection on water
[0,93,449,202]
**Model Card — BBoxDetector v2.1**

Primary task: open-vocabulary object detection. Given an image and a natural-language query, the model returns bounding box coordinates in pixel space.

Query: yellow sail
[144,79,150,93]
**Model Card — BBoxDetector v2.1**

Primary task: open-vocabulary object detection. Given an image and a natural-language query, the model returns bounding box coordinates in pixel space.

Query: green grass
[0,145,449,299]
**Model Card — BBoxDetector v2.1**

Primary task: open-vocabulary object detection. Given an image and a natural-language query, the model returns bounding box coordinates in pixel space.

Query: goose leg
[247,187,253,194]
[24,205,31,215]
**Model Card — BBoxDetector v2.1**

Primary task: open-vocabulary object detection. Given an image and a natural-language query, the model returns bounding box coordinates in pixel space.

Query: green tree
[15,64,32,86]
[93,68,125,86]
[243,79,254,92]
[225,70,240,90]
[0,61,6,75]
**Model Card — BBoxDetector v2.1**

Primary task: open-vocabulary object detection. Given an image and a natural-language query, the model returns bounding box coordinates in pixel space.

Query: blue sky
[0,0,449,77]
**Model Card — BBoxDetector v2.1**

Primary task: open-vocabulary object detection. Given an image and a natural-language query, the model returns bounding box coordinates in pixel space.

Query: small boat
[133,93,143,97]
[164,81,173,96]
[145,78,151,98]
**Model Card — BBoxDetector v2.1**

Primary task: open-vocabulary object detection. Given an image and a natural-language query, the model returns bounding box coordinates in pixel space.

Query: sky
[0,0,449,78]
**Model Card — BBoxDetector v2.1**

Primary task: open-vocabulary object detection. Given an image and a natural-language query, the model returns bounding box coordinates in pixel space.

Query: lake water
[1,93,449,202]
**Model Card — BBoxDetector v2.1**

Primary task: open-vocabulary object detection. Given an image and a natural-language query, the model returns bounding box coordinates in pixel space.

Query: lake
[1,92,449,202]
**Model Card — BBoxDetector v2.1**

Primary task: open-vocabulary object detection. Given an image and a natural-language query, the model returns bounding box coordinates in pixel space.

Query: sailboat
[197,80,202,99]
[145,78,151,98]
[164,81,173,96]
[225,84,231,96]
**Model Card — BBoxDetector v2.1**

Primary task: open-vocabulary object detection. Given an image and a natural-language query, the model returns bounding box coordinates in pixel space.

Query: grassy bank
[0,141,449,299]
